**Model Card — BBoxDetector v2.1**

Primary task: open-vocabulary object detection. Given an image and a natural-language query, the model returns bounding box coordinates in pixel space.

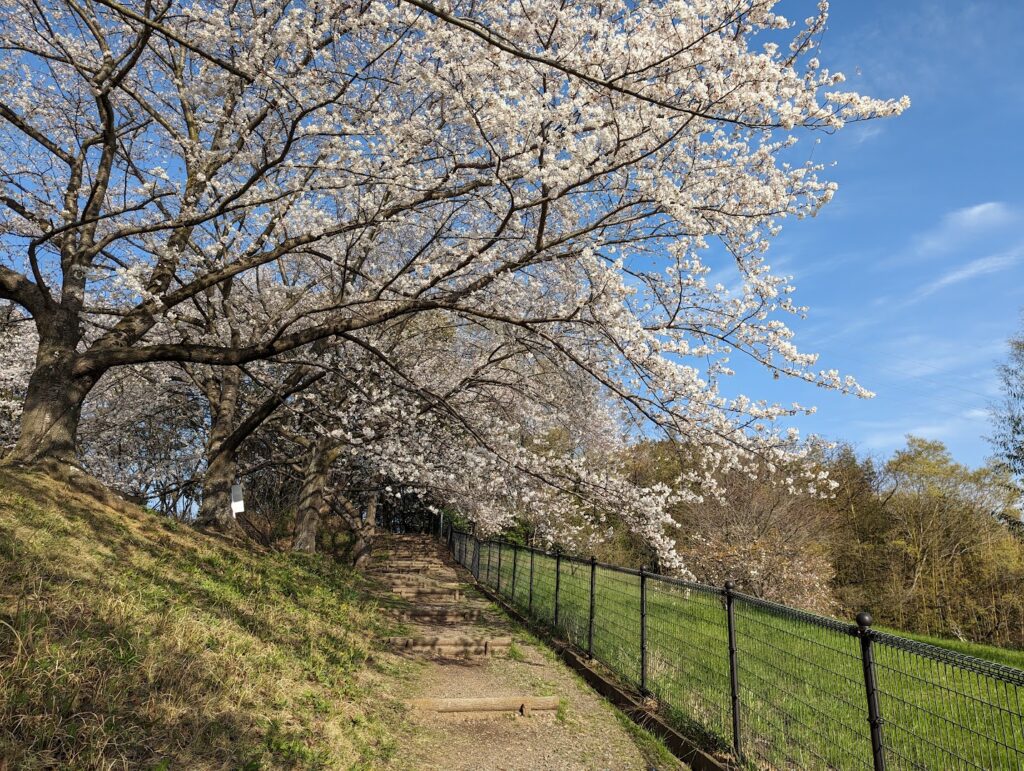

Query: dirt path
[371,535,683,771]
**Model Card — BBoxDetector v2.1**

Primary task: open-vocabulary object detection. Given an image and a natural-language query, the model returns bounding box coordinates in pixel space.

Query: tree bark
[293,438,342,553]
[195,366,244,532]
[4,317,94,467]
[351,486,379,567]
[196,448,239,531]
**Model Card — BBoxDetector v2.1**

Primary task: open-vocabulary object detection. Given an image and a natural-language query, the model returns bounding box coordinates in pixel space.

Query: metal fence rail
[443,528,1024,770]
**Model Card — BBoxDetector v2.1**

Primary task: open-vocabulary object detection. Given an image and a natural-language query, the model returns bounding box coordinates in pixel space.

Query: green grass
[505,641,526,662]
[0,468,402,770]
[887,627,1024,670]
[556,697,569,723]
[609,709,686,770]
[467,537,1024,770]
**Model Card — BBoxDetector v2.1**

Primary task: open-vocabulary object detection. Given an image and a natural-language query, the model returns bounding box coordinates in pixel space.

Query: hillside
[0,468,401,769]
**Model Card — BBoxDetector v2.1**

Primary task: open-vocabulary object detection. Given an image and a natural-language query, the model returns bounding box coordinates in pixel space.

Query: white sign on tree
[230,485,245,519]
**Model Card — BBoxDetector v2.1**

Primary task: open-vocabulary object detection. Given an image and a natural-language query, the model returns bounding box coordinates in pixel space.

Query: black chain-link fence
[445,529,1024,770]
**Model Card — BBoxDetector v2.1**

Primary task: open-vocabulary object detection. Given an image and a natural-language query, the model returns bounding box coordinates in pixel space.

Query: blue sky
[731,0,1024,468]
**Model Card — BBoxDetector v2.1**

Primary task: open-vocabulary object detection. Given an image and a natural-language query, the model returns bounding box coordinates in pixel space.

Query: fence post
[588,556,597,658]
[497,541,503,594]
[554,550,562,628]
[857,612,887,771]
[474,537,481,580]
[486,542,492,585]
[725,580,742,762]
[529,548,535,616]
[640,566,648,694]
[511,546,518,603]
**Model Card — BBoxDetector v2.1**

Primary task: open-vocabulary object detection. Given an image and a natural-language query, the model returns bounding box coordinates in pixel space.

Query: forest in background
[574,323,1024,648]
[602,435,1024,649]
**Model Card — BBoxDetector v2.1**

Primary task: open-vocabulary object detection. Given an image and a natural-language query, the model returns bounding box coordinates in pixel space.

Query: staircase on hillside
[372,534,509,657]
[373,534,557,718]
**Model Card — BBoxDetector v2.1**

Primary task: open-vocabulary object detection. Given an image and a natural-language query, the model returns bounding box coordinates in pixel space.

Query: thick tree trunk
[351,487,379,567]
[293,439,342,553]
[196,449,240,531]
[4,325,94,467]
[195,367,244,532]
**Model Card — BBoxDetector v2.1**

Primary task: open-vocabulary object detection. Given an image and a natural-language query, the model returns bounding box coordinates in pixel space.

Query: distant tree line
[593,315,1024,649]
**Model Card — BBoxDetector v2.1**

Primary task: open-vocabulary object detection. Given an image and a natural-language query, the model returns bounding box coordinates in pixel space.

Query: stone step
[375,566,457,575]
[372,552,444,561]
[368,565,434,574]
[380,570,455,580]
[368,561,448,569]
[405,696,559,716]
[383,576,457,586]
[388,636,512,656]
[390,587,463,602]
[385,578,459,590]
[380,564,445,570]
[394,606,484,624]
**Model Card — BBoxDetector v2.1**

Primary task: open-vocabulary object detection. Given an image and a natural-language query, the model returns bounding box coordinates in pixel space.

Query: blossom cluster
[0,0,907,563]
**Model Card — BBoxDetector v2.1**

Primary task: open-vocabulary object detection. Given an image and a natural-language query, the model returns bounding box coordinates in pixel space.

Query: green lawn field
[459,536,1024,770]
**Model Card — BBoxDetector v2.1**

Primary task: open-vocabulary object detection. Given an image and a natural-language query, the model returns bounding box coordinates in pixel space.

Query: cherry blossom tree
[0,302,36,452]
[0,0,907,552]
[77,362,206,513]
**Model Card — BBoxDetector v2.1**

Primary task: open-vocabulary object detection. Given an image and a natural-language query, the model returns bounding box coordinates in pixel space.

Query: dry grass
[0,468,402,770]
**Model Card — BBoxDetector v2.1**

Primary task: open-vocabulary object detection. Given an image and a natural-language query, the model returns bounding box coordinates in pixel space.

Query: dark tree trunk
[4,320,95,467]
[195,367,244,532]
[196,448,240,531]
[351,487,379,567]
[293,439,342,553]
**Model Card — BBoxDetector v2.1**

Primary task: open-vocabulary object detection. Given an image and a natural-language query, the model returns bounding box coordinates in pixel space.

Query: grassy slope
[0,469,403,770]
[891,627,1024,670]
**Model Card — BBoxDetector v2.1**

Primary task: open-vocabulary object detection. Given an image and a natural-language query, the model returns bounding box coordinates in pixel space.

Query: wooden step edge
[397,609,483,621]
[382,574,457,580]
[390,590,463,599]
[371,568,456,575]
[390,646,508,657]
[367,567,433,574]
[405,696,559,715]
[388,582,461,590]
[387,636,512,647]
[371,563,446,569]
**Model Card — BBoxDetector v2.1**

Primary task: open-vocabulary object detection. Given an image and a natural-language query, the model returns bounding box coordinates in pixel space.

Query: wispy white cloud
[876,334,1005,380]
[848,123,885,146]
[913,248,1023,300]
[947,201,1015,229]
[820,242,1024,343]
[860,407,992,452]
[915,201,1018,256]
